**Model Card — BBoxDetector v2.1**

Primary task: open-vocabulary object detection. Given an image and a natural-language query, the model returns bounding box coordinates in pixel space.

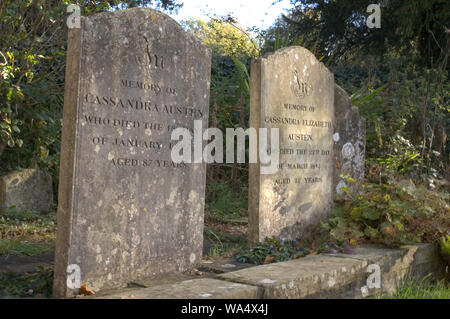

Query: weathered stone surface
[53,8,211,297]
[94,278,259,299]
[85,244,444,299]
[333,84,365,196]
[397,244,447,283]
[199,257,254,274]
[219,244,446,298]
[220,254,368,298]
[0,169,53,212]
[249,47,335,244]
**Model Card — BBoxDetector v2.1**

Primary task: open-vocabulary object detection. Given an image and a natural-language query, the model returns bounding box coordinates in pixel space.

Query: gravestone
[333,84,365,197]
[249,47,335,245]
[54,8,210,297]
[0,169,53,213]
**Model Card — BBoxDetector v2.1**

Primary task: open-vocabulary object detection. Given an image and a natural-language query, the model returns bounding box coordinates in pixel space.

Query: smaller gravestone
[249,46,335,245]
[333,84,365,197]
[0,169,53,212]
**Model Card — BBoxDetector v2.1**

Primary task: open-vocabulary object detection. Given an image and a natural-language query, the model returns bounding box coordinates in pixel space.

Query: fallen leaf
[79,284,95,296]
[184,269,203,276]
[264,256,275,264]
[224,248,238,257]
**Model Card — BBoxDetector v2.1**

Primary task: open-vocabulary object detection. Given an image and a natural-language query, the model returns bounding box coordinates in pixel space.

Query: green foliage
[184,19,259,59]
[184,17,257,111]
[184,18,259,191]
[323,181,450,247]
[0,1,65,200]
[270,1,449,179]
[335,173,357,199]
[337,54,449,181]
[0,267,53,298]
[441,235,450,256]
[235,237,309,265]
[282,0,449,66]
[378,275,450,299]
[206,181,247,222]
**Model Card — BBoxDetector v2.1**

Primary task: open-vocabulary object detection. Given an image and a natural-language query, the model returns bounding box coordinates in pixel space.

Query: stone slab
[219,254,368,298]
[90,244,445,299]
[199,257,254,274]
[219,244,446,298]
[94,278,259,299]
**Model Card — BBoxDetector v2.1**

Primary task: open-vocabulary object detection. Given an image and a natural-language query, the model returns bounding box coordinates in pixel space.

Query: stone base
[94,278,260,299]
[88,244,446,299]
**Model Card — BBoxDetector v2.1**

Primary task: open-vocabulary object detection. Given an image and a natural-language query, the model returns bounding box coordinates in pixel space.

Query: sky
[169,0,294,30]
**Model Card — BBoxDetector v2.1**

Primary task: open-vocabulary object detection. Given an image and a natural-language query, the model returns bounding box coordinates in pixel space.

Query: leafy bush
[323,181,450,247]
[345,56,449,182]
[0,1,67,187]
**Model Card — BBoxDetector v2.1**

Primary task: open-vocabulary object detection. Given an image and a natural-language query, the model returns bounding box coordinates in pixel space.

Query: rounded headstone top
[81,7,209,55]
[260,46,333,78]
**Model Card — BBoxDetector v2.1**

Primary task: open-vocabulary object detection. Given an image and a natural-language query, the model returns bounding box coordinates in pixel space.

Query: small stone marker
[54,8,210,297]
[0,169,53,213]
[249,47,334,245]
[333,84,365,196]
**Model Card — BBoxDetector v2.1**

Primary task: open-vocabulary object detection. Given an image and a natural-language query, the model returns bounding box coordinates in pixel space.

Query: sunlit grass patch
[0,207,56,244]
[0,239,50,256]
[378,275,450,299]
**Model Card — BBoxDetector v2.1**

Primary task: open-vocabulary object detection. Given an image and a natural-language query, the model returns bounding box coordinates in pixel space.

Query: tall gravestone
[54,8,210,297]
[249,47,334,245]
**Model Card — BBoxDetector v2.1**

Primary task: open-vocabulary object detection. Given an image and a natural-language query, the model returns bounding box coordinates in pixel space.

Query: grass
[378,275,450,299]
[0,207,56,256]
[0,239,50,256]
[204,181,249,259]
[204,227,247,258]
